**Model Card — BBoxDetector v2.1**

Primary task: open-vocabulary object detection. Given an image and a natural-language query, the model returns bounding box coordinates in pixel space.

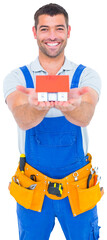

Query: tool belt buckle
[48,182,63,197]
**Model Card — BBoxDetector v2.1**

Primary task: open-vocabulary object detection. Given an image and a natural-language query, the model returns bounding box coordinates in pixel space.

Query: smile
[45,42,60,47]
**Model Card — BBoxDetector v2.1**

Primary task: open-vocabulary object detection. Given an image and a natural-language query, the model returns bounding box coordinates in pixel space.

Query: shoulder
[65,59,101,96]
[3,61,35,100]
[79,65,101,96]
[3,68,25,100]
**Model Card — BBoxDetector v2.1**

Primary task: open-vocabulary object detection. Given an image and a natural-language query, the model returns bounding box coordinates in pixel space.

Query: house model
[36,75,69,101]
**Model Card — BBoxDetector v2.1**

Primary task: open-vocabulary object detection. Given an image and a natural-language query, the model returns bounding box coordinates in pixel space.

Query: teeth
[46,43,59,46]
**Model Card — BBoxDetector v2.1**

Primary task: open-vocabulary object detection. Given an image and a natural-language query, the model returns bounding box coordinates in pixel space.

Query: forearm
[13,103,49,130]
[55,87,98,127]
[63,102,95,127]
[6,88,52,130]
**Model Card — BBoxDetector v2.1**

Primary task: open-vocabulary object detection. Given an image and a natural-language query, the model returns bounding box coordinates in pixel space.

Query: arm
[55,87,99,127]
[6,86,54,130]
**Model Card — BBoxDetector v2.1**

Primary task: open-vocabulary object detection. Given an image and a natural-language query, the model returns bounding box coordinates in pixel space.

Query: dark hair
[34,3,69,29]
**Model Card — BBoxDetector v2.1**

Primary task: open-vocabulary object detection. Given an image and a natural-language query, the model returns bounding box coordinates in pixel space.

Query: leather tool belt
[9,154,103,217]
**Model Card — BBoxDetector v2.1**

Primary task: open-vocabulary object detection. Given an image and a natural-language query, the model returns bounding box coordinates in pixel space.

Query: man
[3,3,101,240]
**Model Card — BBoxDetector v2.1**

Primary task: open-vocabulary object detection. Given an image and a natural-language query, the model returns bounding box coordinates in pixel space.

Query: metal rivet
[36,174,38,176]
[67,182,69,184]
[26,168,28,171]
[87,169,89,171]
[45,176,47,179]
[77,185,79,187]
[66,177,68,179]
[68,192,69,194]
[44,189,45,192]
[38,210,40,212]
[74,213,76,216]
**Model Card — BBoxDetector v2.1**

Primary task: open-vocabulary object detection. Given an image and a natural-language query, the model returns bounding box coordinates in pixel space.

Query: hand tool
[48,182,63,197]
[94,167,98,185]
[30,175,36,181]
[87,167,94,188]
[26,184,37,190]
[13,176,21,186]
[13,176,36,190]
[19,154,26,173]
[96,176,101,185]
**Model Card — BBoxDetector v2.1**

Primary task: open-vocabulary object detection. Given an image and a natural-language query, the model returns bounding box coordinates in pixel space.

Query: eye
[41,28,48,32]
[57,27,64,31]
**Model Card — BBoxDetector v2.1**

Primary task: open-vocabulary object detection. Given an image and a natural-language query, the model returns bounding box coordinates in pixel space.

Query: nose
[48,29,57,40]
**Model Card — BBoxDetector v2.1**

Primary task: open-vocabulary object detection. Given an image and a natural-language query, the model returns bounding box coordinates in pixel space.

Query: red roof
[36,75,69,92]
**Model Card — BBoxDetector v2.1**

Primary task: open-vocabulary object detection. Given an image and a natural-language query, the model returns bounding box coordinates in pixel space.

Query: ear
[32,26,37,39]
[67,25,71,38]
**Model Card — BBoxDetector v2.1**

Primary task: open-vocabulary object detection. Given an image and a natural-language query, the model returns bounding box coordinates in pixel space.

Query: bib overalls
[17,65,100,240]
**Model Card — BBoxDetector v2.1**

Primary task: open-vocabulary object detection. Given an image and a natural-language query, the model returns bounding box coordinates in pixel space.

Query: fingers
[16,85,55,110]
[55,101,76,112]
[68,87,89,99]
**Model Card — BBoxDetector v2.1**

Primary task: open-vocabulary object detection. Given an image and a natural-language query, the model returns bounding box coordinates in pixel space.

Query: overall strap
[20,64,86,89]
[70,64,86,89]
[20,66,34,88]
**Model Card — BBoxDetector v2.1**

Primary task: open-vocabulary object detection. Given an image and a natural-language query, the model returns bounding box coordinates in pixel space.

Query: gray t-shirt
[3,57,101,155]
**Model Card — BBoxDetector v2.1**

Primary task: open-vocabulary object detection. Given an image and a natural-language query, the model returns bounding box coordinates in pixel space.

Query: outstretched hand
[16,85,89,112]
[54,87,89,112]
[16,85,55,111]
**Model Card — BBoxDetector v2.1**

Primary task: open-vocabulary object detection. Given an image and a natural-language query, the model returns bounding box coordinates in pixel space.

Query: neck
[38,52,65,75]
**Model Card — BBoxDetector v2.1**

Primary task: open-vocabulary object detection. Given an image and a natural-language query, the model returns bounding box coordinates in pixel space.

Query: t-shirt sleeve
[3,68,26,101]
[79,67,101,97]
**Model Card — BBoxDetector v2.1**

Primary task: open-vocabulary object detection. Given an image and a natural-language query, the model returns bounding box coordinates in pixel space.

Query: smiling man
[3,3,102,240]
[34,14,70,59]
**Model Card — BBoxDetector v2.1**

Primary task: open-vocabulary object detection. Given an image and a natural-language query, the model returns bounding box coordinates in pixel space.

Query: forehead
[37,14,66,27]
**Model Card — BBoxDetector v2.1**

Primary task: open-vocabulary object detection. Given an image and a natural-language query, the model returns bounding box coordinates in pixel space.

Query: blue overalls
[17,65,100,240]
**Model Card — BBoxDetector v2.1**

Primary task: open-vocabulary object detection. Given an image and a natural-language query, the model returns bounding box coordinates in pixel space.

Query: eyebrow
[56,25,65,28]
[39,24,65,29]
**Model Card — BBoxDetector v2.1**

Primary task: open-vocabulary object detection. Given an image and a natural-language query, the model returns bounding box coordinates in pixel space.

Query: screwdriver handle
[20,154,26,173]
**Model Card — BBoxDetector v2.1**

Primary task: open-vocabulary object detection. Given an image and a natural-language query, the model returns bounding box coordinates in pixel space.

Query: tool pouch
[68,177,102,216]
[10,167,46,212]
[9,160,103,216]
[77,183,101,212]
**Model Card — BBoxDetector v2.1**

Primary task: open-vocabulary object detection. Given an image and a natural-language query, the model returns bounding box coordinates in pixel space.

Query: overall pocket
[25,117,85,173]
[30,131,78,169]
[89,218,101,239]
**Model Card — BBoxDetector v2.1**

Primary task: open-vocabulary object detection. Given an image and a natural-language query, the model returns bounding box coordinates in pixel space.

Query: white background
[0,0,107,239]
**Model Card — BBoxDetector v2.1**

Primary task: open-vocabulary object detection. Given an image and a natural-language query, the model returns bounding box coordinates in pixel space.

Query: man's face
[33,14,71,58]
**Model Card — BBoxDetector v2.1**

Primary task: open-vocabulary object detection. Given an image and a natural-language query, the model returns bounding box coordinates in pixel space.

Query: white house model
[36,75,69,102]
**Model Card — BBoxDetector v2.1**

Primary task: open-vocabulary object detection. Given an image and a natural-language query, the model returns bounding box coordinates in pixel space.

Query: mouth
[45,42,61,47]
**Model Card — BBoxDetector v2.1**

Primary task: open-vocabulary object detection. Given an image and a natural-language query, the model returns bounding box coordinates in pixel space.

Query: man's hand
[16,85,55,111]
[54,87,89,112]
[6,86,55,130]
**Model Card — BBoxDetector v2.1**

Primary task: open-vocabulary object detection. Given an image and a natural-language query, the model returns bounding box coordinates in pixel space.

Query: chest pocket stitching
[31,133,77,147]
